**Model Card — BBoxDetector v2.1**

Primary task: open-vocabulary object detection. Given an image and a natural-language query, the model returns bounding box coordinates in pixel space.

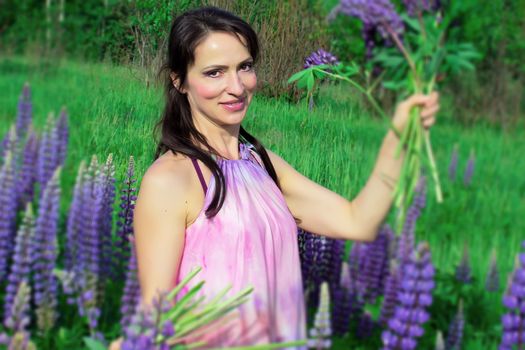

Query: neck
[193,116,242,160]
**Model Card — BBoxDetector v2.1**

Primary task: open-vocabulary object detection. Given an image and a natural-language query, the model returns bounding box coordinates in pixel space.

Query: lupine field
[1,0,525,349]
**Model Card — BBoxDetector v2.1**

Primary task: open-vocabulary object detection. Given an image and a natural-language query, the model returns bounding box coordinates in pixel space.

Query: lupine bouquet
[288,0,480,234]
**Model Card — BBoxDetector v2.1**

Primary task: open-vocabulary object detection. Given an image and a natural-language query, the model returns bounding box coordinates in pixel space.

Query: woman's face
[178,31,257,128]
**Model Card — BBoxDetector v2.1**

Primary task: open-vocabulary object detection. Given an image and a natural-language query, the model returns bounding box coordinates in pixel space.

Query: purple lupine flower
[3,204,34,324]
[115,156,138,278]
[1,125,18,164]
[306,235,336,309]
[3,281,31,341]
[359,225,391,303]
[445,300,465,350]
[55,268,101,336]
[307,282,332,349]
[78,156,103,279]
[363,22,379,60]
[499,245,525,349]
[99,154,116,280]
[382,242,435,350]
[304,49,340,69]
[332,261,365,336]
[328,239,346,292]
[380,261,401,326]
[0,151,18,279]
[336,0,404,40]
[36,113,60,187]
[65,161,87,271]
[33,167,61,332]
[332,262,353,336]
[56,107,69,167]
[396,176,426,265]
[486,249,500,292]
[16,131,38,209]
[120,236,141,330]
[463,150,475,186]
[15,83,32,140]
[403,0,442,16]
[448,144,459,182]
[121,292,175,350]
[455,244,472,284]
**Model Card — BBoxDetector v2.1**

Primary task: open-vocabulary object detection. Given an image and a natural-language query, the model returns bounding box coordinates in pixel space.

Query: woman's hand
[109,337,123,350]
[392,91,440,134]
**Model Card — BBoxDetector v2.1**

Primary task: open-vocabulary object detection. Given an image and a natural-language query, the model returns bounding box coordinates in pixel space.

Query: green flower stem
[312,68,402,139]
[424,130,443,202]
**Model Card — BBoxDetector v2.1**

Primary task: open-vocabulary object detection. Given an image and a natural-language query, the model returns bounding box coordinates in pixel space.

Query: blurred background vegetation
[1,0,524,127]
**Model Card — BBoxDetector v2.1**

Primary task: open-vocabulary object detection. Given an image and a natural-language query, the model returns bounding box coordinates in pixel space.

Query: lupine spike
[463,149,475,186]
[332,0,404,40]
[331,262,354,336]
[380,261,400,326]
[16,130,38,208]
[3,203,34,324]
[36,113,60,187]
[99,153,116,281]
[485,248,500,292]
[115,156,137,277]
[445,299,465,350]
[307,282,332,349]
[33,167,61,332]
[65,160,86,271]
[120,236,141,330]
[448,144,459,182]
[304,49,340,69]
[4,280,31,334]
[359,225,390,303]
[499,243,525,349]
[121,291,174,350]
[455,243,472,284]
[0,151,18,279]
[382,242,435,350]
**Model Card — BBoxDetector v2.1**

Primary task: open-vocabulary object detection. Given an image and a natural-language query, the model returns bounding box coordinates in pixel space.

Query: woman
[111,5,439,349]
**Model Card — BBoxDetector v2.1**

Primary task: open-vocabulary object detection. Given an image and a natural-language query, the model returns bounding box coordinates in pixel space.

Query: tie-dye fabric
[174,141,307,348]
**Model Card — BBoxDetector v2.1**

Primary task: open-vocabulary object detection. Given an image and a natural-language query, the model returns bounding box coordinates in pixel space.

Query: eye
[241,62,254,71]
[205,70,221,78]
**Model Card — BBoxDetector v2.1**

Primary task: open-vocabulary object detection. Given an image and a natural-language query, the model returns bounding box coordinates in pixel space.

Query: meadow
[0,55,524,349]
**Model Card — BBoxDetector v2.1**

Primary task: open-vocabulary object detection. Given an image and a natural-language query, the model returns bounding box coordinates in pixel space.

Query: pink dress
[174,141,307,348]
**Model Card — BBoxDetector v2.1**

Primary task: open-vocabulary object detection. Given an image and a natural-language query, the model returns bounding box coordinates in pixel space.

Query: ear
[169,72,185,94]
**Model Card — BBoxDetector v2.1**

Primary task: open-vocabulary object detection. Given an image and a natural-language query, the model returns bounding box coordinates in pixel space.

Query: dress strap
[190,158,207,195]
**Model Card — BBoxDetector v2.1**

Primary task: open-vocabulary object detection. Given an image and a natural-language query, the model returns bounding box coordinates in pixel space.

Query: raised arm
[133,159,189,308]
[268,92,439,242]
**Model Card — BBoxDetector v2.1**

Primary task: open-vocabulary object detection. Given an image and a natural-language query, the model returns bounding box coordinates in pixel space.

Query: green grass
[1,55,524,349]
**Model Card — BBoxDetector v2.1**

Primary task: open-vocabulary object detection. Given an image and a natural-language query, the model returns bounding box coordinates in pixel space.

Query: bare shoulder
[137,151,193,220]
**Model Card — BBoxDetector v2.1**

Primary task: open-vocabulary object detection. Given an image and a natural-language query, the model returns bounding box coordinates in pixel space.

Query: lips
[220,98,245,104]
[220,98,246,112]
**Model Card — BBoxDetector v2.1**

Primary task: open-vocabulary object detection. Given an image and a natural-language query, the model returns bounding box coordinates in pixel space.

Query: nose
[225,72,245,96]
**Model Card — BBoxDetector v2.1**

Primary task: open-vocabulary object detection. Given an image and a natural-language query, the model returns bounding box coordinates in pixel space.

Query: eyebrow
[201,57,254,71]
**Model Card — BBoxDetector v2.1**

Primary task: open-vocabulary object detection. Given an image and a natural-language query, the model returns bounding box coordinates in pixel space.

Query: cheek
[194,81,222,99]
[245,74,257,90]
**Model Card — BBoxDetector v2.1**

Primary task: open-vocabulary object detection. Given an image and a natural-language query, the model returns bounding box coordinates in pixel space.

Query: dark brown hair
[155,6,299,223]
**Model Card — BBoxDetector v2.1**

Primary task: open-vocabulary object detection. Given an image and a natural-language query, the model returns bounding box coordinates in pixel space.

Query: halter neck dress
[173,141,307,348]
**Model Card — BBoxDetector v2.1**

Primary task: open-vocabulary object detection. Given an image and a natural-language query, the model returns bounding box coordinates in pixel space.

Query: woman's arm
[133,159,189,308]
[268,92,439,242]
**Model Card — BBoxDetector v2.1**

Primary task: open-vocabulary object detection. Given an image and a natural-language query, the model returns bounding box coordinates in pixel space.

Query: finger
[422,116,435,129]
[420,104,440,118]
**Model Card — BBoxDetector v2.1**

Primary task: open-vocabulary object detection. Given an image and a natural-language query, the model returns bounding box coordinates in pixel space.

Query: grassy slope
[0,56,524,348]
